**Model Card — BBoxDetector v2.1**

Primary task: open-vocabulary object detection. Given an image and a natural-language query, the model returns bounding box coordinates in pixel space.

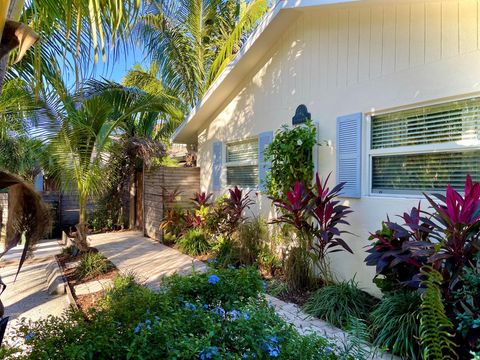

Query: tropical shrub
[452,254,480,353]
[303,279,378,329]
[264,121,318,198]
[271,174,353,288]
[364,209,431,293]
[364,175,480,357]
[370,291,422,359]
[75,252,110,280]
[177,229,211,256]
[161,267,263,309]
[13,269,337,360]
[160,206,186,239]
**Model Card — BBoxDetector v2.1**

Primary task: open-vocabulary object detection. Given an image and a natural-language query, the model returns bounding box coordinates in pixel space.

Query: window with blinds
[226,139,259,188]
[370,97,480,194]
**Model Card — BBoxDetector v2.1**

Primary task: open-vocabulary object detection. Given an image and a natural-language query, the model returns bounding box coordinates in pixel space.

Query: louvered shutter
[336,113,362,198]
[258,131,274,192]
[212,141,222,191]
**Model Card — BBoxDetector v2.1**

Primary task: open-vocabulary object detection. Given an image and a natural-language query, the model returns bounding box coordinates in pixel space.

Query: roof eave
[172,0,361,144]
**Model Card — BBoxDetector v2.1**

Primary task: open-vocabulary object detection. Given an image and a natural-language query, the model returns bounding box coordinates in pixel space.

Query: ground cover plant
[303,279,378,329]
[75,251,110,280]
[9,268,338,360]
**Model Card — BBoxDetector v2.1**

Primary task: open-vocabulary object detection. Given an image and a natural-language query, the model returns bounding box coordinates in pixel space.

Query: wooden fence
[143,167,200,241]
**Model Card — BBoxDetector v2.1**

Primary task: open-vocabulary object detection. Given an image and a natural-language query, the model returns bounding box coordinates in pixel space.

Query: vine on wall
[264,121,318,198]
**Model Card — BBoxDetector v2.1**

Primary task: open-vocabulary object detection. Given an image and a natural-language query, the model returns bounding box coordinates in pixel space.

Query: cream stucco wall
[196,0,480,295]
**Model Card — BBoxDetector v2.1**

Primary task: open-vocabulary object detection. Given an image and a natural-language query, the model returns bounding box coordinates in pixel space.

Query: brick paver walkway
[87,231,207,290]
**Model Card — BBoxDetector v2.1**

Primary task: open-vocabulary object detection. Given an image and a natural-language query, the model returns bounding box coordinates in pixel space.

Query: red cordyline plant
[222,186,254,235]
[191,191,213,208]
[423,175,480,269]
[366,176,480,291]
[270,173,353,268]
[364,175,480,356]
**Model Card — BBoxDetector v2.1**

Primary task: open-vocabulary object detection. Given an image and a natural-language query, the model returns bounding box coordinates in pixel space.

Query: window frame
[365,95,480,198]
[225,137,259,189]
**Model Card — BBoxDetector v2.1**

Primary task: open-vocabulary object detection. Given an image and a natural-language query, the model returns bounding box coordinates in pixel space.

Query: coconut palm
[44,77,181,249]
[0,0,141,94]
[135,0,268,108]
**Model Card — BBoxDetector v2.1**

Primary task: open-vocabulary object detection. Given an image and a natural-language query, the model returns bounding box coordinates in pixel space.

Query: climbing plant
[264,121,317,198]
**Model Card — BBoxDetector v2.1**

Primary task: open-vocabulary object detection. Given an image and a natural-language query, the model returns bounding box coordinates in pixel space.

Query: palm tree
[134,0,268,108]
[0,0,141,94]
[83,79,183,229]
[0,78,47,181]
[44,77,181,248]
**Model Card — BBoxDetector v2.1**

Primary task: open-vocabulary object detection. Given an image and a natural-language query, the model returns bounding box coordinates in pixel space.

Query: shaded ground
[1,239,71,348]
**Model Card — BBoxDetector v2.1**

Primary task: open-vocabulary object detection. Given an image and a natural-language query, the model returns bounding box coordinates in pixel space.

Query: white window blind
[226,139,259,188]
[370,97,480,194]
[372,98,480,149]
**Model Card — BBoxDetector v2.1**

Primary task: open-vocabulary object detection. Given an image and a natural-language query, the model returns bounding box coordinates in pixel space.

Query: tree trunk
[75,195,89,252]
[128,171,136,229]
[0,1,16,95]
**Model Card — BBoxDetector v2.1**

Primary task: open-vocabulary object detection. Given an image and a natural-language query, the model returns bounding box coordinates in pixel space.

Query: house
[172,0,480,294]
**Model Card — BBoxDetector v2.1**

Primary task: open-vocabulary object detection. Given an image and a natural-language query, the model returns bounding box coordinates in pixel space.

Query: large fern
[419,266,457,360]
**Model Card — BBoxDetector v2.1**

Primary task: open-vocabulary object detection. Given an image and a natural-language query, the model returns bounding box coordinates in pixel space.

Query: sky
[62,44,148,88]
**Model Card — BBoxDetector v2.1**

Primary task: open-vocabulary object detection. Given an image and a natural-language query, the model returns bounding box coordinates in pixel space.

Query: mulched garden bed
[56,247,119,314]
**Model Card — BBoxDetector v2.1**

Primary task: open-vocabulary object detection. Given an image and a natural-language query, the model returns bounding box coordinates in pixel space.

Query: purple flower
[24,332,35,341]
[134,323,143,334]
[199,346,219,359]
[184,302,197,310]
[211,306,226,317]
[208,275,220,284]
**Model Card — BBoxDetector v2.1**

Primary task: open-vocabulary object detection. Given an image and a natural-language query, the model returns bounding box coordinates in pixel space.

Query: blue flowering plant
[12,269,337,359]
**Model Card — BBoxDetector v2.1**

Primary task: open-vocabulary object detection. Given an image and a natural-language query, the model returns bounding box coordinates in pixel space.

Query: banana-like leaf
[0,171,50,280]
[0,20,39,61]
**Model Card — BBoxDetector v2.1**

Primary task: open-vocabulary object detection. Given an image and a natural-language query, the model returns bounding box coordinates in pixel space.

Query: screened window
[370,97,480,194]
[226,139,259,188]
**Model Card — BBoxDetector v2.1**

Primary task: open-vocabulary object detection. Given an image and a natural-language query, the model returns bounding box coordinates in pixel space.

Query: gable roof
[172,0,360,143]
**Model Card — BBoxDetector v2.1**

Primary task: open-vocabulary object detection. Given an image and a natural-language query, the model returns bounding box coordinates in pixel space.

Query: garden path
[89,231,398,360]
[87,231,207,291]
[1,239,71,348]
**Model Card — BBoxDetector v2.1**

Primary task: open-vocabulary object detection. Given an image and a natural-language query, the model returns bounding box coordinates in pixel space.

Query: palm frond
[206,0,268,88]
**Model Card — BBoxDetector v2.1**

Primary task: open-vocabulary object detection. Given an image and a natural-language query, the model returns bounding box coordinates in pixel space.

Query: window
[226,139,259,188]
[369,97,480,194]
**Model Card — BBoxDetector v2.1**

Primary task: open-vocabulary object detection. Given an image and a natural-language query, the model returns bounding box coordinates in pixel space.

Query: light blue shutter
[258,131,274,192]
[336,113,362,198]
[212,141,222,191]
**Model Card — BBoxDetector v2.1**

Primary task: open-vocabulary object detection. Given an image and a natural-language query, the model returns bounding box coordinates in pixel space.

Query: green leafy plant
[264,121,318,197]
[337,318,376,360]
[453,254,480,352]
[303,279,377,328]
[285,246,314,292]
[419,266,457,360]
[265,279,289,298]
[370,291,422,359]
[177,229,211,256]
[75,252,110,280]
[235,217,268,265]
[271,175,353,289]
[13,269,338,359]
